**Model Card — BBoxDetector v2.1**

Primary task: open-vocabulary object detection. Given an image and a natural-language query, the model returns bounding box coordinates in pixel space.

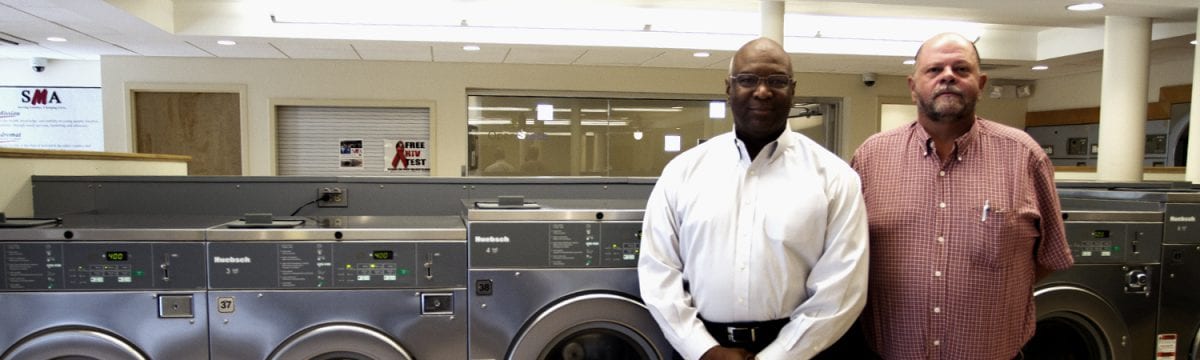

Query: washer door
[268,324,412,360]
[2,329,146,360]
[1023,285,1127,360]
[509,293,668,360]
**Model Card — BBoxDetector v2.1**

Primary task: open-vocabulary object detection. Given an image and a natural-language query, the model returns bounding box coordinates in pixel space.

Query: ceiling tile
[352,41,432,61]
[574,47,665,66]
[504,45,586,65]
[432,44,508,63]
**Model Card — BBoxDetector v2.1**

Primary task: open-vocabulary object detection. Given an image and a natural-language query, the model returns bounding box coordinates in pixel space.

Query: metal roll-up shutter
[277,106,431,176]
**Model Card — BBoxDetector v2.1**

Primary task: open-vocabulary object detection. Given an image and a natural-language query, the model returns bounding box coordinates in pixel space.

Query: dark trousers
[672,319,877,359]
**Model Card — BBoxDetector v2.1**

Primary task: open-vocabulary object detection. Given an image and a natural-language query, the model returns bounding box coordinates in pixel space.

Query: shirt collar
[733,122,793,161]
[912,117,981,159]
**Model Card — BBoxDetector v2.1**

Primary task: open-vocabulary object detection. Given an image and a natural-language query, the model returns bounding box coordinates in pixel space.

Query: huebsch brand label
[474,236,510,243]
[1168,216,1196,222]
[213,256,252,264]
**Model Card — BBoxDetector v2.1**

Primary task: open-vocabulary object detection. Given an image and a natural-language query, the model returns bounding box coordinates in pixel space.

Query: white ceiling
[0,0,1197,80]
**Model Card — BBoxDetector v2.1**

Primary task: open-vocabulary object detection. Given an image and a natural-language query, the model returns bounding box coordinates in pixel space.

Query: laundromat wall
[31,176,656,217]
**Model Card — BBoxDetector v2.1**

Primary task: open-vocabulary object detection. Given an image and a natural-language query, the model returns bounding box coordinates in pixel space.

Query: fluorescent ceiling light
[46,37,67,42]
[462,44,481,51]
[1066,3,1104,11]
[217,40,237,46]
[467,119,512,125]
[709,102,726,119]
[1192,40,1197,45]
[516,130,527,139]
[525,120,570,126]
[468,106,531,112]
[903,59,915,65]
[1031,65,1049,71]
[633,130,644,140]
[580,120,629,126]
[693,52,711,58]
[610,107,683,112]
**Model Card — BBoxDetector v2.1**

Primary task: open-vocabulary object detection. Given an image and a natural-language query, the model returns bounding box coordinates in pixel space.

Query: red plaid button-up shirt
[851,119,1074,360]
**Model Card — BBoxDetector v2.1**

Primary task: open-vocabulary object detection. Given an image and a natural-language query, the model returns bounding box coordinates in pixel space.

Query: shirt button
[956,156,962,161]
[938,202,946,208]
[934,271,942,277]
[937,236,945,243]
[939,170,946,176]
[934,307,941,313]
[934,340,941,346]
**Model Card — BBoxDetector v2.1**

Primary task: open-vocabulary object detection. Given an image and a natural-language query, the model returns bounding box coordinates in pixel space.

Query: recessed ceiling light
[1031,65,1049,71]
[1192,40,1197,45]
[462,45,481,51]
[693,51,710,58]
[46,37,67,42]
[903,59,915,65]
[217,40,237,46]
[1066,2,1104,11]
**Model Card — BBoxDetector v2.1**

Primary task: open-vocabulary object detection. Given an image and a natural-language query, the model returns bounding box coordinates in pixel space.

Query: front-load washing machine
[0,214,220,360]
[1059,185,1200,359]
[205,215,467,360]
[464,198,671,360]
[1022,201,1163,360]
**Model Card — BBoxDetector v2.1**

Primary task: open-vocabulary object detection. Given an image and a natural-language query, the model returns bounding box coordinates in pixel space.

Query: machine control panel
[470,221,642,268]
[1,242,206,291]
[1064,222,1162,265]
[207,242,465,289]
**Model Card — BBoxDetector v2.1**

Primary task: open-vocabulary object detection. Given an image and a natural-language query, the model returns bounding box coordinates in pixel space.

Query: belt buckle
[726,327,756,343]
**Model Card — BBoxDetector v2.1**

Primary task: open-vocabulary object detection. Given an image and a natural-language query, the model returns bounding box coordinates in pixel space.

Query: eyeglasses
[730,74,793,89]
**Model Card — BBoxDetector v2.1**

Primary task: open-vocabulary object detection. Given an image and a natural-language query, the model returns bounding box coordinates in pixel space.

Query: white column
[1187,10,1200,183]
[761,0,784,44]
[1096,16,1151,182]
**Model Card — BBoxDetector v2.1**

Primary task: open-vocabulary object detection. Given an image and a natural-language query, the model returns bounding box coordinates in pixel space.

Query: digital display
[1092,230,1110,239]
[105,251,129,261]
[372,251,393,260]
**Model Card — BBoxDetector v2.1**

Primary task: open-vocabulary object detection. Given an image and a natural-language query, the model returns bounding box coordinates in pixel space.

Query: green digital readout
[1091,230,1110,239]
[105,251,129,261]
[372,250,394,260]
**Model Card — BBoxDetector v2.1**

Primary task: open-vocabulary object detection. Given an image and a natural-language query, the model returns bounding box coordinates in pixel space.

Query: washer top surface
[0,214,234,241]
[207,215,465,241]
[463,198,647,221]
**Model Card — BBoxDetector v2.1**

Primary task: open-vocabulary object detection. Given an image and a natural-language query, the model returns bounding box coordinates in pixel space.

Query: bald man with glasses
[638,37,869,360]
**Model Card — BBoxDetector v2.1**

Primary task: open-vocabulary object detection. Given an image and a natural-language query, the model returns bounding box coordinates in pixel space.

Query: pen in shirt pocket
[981,200,990,222]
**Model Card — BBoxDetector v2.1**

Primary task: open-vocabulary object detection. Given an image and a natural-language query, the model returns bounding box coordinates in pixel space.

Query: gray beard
[920,96,975,123]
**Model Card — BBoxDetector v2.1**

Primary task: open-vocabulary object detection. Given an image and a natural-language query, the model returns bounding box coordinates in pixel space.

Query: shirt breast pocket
[968,207,1036,270]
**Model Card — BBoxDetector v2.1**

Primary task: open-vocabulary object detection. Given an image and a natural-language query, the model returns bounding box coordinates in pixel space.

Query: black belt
[701,317,789,351]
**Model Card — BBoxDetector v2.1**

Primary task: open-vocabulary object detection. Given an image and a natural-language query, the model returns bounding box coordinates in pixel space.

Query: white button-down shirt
[638,127,869,359]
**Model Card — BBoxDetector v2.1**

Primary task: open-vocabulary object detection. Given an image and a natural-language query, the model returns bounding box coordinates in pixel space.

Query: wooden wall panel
[135,92,241,175]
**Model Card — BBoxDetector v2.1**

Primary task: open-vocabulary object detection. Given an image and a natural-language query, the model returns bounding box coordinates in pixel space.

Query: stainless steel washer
[0,215,220,360]
[465,199,671,360]
[206,215,467,360]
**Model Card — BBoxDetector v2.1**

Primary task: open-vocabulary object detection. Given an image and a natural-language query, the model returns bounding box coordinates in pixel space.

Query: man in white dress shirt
[638,38,869,360]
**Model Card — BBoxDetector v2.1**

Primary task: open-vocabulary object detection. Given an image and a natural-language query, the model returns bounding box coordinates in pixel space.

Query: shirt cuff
[680,334,720,360]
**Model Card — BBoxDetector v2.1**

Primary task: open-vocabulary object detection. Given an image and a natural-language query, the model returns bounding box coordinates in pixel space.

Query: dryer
[464,198,671,360]
[1022,201,1163,360]
[0,214,220,360]
[205,215,467,360]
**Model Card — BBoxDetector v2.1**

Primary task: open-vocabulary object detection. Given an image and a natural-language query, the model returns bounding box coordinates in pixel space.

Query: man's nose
[753,82,774,98]
[937,69,957,84]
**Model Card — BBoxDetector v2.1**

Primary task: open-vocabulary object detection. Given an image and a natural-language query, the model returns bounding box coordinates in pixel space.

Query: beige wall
[0,59,100,87]
[0,157,187,217]
[101,56,1028,174]
[1028,57,1194,112]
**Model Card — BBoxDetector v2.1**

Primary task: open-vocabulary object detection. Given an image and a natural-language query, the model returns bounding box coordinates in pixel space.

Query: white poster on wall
[384,139,429,173]
[0,86,103,151]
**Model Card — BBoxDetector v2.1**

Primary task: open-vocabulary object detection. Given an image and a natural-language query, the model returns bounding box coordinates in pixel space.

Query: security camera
[30,57,47,73]
[862,72,877,87]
